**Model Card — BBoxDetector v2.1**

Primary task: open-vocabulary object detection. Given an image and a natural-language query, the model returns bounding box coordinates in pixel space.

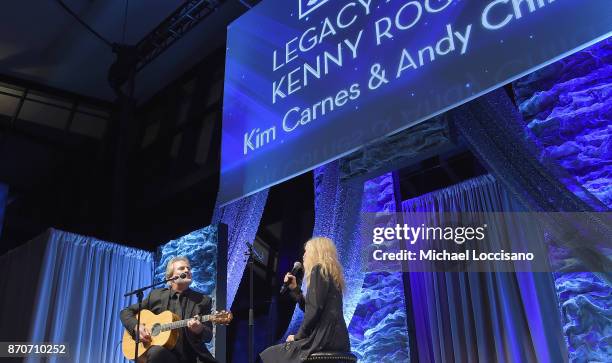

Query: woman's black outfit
[260,264,350,363]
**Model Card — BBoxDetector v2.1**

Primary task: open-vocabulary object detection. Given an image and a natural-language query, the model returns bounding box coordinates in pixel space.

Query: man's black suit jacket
[120,287,217,363]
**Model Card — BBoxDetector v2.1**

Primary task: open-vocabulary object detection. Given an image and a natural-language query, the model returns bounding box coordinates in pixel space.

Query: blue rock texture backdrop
[512,38,612,363]
[154,226,220,356]
[349,173,412,363]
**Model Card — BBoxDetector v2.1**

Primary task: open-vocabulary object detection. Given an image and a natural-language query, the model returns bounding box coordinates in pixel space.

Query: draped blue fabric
[27,229,154,363]
[212,189,269,308]
[282,164,412,363]
[311,161,366,324]
[283,161,366,339]
[402,175,568,363]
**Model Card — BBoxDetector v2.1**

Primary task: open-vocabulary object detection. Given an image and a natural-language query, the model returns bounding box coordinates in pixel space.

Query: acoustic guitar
[122,309,233,361]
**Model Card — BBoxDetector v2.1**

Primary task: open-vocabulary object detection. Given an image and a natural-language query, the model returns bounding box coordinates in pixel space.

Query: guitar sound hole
[151,324,162,336]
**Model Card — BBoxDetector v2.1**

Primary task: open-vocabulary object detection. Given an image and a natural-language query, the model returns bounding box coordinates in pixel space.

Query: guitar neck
[161,314,212,332]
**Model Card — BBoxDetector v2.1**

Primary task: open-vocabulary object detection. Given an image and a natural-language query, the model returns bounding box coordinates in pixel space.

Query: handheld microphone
[280,261,304,294]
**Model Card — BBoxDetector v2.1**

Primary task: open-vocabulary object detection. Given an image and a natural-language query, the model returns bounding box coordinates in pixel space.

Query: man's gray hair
[165,256,190,282]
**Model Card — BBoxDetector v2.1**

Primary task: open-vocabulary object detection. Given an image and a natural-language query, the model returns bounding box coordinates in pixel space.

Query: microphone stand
[244,242,255,363]
[124,275,179,361]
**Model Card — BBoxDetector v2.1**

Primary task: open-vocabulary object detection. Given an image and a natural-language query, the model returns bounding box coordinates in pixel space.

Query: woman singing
[260,237,350,363]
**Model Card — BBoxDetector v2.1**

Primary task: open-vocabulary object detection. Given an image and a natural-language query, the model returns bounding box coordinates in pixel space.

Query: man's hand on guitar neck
[187,315,204,335]
[134,324,152,344]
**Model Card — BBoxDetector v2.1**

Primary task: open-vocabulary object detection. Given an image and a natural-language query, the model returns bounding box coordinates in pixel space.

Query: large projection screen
[220,0,611,205]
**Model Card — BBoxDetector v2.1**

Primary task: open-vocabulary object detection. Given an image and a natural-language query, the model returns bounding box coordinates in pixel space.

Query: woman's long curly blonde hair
[303,237,345,292]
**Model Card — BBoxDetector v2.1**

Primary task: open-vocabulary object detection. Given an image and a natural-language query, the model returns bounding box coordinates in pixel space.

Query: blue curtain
[402,175,567,363]
[282,164,412,363]
[311,161,366,324]
[27,229,154,363]
[212,189,269,308]
[283,161,366,339]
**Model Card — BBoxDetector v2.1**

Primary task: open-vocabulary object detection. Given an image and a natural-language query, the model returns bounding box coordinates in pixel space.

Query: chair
[305,351,358,362]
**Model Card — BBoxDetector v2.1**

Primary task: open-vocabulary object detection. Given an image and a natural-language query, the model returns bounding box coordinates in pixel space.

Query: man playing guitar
[120,256,218,363]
